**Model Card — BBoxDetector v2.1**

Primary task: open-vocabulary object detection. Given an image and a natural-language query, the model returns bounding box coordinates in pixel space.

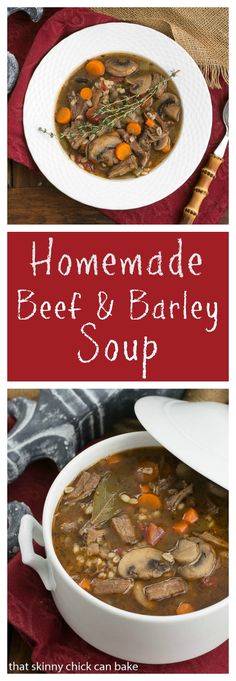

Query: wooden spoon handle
[180,154,224,225]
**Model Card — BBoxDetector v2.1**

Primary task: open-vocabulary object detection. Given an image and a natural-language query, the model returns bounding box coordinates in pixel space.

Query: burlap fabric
[95,7,228,88]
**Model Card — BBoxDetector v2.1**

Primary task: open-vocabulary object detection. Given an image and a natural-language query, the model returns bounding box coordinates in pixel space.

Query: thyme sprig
[38,70,180,142]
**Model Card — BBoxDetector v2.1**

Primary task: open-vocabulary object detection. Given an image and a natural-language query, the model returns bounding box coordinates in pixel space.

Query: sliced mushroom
[157,92,181,121]
[193,531,228,549]
[101,149,118,167]
[126,71,152,96]
[133,581,154,610]
[178,541,216,580]
[105,56,138,77]
[118,547,171,580]
[88,132,121,162]
[145,576,188,602]
[208,482,228,500]
[172,539,201,565]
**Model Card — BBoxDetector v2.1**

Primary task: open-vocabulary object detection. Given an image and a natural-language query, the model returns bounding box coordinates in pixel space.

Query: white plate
[23,22,212,211]
[135,396,228,489]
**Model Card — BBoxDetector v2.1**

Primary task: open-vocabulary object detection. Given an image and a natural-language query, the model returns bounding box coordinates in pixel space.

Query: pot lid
[135,396,228,490]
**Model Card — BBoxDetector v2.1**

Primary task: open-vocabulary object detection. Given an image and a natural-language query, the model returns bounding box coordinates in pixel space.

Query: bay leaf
[91,473,123,527]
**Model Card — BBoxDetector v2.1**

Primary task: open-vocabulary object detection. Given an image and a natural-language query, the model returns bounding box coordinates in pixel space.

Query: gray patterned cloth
[8,389,184,557]
[7,8,43,93]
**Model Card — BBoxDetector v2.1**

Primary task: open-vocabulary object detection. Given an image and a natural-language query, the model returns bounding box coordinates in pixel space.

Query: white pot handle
[19,514,56,591]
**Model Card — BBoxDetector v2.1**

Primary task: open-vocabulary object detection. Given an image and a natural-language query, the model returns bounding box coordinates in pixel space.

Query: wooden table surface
[8,161,115,225]
[8,161,228,225]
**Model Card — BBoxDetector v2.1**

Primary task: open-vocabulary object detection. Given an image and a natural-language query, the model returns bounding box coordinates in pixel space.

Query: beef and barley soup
[52,447,228,616]
[55,53,182,179]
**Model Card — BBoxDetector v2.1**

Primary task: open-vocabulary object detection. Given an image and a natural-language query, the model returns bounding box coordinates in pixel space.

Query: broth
[55,53,182,179]
[52,447,228,616]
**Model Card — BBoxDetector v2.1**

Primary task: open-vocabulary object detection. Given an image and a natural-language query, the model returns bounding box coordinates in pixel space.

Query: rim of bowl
[43,433,228,623]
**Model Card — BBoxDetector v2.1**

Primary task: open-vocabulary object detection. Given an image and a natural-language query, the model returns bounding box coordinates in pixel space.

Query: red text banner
[8,232,228,381]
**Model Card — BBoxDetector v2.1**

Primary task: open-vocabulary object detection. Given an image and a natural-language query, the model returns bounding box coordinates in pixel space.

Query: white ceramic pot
[19,431,228,664]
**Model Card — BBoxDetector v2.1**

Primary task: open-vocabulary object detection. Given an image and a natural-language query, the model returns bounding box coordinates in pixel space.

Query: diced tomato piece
[145,523,165,546]
[183,507,199,524]
[172,520,189,534]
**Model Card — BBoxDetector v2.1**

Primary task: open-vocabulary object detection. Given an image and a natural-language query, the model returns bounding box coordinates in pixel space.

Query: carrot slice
[140,484,150,493]
[138,493,161,509]
[182,507,199,524]
[85,60,105,76]
[126,122,142,136]
[105,453,123,464]
[172,520,189,534]
[115,142,132,161]
[176,602,194,615]
[80,87,93,101]
[55,107,72,124]
[145,118,155,128]
[79,577,91,592]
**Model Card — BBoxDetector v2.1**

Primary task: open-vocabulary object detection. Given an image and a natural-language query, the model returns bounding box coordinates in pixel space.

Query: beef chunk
[145,576,188,601]
[69,471,100,501]
[68,93,87,120]
[166,483,193,512]
[108,154,138,178]
[112,513,136,544]
[91,578,133,595]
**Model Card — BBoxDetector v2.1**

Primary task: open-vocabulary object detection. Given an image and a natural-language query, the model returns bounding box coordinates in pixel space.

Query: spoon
[180,99,229,224]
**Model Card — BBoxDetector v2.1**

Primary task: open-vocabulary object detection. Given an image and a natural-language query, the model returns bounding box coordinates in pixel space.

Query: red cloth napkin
[8,8,228,224]
[8,457,228,674]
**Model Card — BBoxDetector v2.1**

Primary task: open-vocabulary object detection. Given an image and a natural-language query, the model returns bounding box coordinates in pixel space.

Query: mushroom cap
[172,539,201,565]
[178,541,216,580]
[118,546,171,579]
[208,481,228,500]
[176,462,194,480]
[126,71,152,95]
[157,92,180,121]
[88,132,121,162]
[105,56,138,77]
